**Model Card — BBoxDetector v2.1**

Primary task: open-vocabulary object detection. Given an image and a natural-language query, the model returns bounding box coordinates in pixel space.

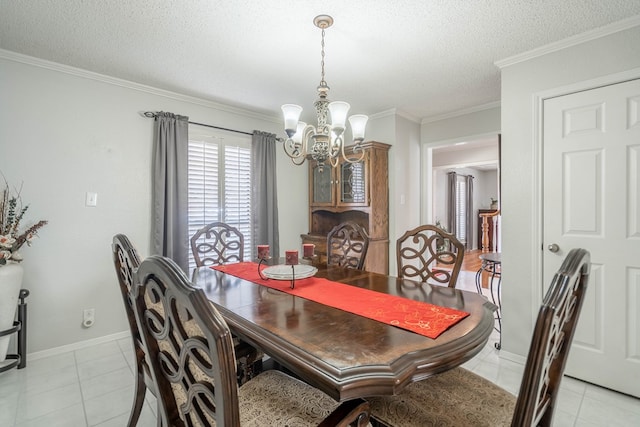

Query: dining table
[193,259,497,402]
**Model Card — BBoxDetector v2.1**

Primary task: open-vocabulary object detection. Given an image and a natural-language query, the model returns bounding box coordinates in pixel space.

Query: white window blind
[187,129,252,273]
[455,176,467,244]
[224,145,252,246]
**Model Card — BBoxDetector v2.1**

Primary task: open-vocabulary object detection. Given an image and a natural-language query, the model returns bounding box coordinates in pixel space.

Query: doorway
[428,136,501,251]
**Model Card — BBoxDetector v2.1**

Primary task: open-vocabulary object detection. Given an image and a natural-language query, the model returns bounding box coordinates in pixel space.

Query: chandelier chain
[320,28,326,88]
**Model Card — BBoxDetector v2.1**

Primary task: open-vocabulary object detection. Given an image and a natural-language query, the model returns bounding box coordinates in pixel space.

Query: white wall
[367,111,421,275]
[393,115,422,265]
[421,106,501,144]
[499,24,640,357]
[477,170,498,210]
[431,144,498,169]
[432,169,448,228]
[0,52,307,354]
[420,106,501,229]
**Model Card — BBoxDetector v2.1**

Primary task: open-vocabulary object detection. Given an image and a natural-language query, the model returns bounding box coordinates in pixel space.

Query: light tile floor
[0,271,638,426]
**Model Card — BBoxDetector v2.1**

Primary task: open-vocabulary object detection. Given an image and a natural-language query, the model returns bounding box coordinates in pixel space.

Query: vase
[0,263,23,361]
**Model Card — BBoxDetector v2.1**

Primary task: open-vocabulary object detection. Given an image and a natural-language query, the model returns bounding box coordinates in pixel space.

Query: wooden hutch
[301,141,390,274]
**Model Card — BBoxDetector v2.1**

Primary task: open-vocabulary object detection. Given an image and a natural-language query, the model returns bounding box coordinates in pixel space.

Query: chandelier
[281,15,368,171]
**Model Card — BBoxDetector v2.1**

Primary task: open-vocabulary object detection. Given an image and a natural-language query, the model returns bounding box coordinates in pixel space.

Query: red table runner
[212,262,469,339]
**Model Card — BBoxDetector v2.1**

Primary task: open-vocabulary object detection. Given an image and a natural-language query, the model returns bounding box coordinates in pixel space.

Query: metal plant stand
[475,254,502,349]
[0,289,29,373]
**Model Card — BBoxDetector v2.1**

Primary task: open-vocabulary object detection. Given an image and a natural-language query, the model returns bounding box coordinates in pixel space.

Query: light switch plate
[85,192,98,207]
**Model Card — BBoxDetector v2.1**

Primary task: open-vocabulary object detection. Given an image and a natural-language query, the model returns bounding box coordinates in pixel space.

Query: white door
[543,78,640,398]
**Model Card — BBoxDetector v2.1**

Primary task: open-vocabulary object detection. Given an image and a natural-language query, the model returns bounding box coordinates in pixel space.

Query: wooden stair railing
[480,210,500,253]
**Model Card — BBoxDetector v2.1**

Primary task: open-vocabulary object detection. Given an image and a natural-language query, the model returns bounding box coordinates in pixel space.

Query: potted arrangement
[434,220,448,253]
[0,177,47,361]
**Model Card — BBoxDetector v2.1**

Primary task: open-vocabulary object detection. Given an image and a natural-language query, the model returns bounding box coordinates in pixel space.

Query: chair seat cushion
[238,370,340,426]
[367,367,516,427]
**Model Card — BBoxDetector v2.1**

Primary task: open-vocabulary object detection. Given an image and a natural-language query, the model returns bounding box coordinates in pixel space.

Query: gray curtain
[151,112,190,273]
[251,131,280,259]
[465,175,474,250]
[447,172,457,237]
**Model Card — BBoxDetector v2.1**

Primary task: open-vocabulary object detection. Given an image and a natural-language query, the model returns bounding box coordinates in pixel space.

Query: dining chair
[112,234,155,427]
[327,221,370,270]
[113,234,260,422]
[189,222,263,382]
[132,254,371,427]
[396,224,465,287]
[368,248,591,427]
[190,221,245,267]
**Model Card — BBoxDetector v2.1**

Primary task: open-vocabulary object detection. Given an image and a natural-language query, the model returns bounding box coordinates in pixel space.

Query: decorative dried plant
[0,176,48,265]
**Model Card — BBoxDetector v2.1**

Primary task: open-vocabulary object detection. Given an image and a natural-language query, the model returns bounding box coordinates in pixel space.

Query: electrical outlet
[83,308,95,327]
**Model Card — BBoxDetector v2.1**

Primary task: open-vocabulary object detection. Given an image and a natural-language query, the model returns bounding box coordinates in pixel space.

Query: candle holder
[257,256,271,280]
[290,264,296,289]
[256,244,271,280]
[285,250,299,289]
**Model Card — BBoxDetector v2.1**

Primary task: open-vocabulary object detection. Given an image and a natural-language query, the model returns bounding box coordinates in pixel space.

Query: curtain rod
[142,111,253,136]
[447,171,475,179]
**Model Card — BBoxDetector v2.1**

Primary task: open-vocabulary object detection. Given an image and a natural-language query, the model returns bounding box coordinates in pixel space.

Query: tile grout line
[74,349,91,427]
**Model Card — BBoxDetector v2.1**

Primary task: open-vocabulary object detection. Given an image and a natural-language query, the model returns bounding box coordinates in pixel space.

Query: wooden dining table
[193,261,496,402]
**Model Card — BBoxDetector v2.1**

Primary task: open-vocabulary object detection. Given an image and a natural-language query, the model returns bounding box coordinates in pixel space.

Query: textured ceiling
[1,1,639,122]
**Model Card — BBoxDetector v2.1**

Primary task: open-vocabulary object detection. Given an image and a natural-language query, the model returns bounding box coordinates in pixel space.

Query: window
[455,175,467,244]
[187,128,252,273]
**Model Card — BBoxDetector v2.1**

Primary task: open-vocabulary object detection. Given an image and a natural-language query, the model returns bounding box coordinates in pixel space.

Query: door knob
[548,243,560,253]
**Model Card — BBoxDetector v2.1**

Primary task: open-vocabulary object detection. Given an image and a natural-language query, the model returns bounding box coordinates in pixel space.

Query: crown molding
[0,48,280,123]
[421,101,501,124]
[369,108,421,124]
[495,15,640,69]
[368,108,396,120]
[394,109,421,124]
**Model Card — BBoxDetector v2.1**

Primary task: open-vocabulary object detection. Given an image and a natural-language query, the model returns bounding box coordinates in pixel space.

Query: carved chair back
[396,224,465,287]
[511,248,590,426]
[190,222,244,267]
[112,234,155,426]
[113,234,142,339]
[189,224,263,386]
[327,221,370,270]
[133,255,241,426]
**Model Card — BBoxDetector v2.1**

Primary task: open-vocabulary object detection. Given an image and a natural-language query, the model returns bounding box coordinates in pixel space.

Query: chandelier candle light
[281,15,368,171]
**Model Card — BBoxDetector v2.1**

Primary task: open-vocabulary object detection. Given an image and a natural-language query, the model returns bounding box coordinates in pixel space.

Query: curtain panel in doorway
[447,172,457,237]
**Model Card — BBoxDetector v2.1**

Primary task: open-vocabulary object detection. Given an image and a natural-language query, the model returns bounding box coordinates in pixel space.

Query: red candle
[303,243,315,258]
[257,245,269,259]
[285,250,299,265]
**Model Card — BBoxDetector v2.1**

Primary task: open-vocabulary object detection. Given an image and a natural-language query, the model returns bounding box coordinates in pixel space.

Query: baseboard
[498,349,527,365]
[27,331,131,362]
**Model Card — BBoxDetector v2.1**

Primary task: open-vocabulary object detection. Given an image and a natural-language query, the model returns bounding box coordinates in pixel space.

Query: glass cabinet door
[311,164,334,205]
[339,160,367,205]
